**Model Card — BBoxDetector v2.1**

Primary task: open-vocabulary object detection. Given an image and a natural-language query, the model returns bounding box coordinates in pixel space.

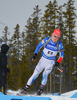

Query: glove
[54,62,59,68]
[32,53,37,61]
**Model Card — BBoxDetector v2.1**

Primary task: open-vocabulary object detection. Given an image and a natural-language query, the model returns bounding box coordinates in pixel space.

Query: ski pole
[57,67,63,73]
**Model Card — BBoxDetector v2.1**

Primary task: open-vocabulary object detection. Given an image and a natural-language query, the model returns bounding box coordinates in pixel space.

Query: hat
[53,29,61,37]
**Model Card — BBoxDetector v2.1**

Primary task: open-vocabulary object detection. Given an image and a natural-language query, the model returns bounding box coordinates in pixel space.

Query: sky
[0,0,77,38]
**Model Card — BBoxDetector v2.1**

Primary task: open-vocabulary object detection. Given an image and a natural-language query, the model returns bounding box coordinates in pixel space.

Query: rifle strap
[44,36,59,51]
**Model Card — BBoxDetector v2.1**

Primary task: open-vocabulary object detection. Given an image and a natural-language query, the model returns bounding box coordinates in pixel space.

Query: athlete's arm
[57,41,64,63]
[34,37,49,54]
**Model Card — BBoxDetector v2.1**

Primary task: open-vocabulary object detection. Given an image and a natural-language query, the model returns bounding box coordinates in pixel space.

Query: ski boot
[21,85,30,94]
[37,85,44,96]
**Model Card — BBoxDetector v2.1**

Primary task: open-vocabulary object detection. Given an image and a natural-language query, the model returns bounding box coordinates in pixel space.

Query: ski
[16,93,27,96]
[16,93,40,96]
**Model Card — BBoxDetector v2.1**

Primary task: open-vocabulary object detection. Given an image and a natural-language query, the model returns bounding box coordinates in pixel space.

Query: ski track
[7,89,77,100]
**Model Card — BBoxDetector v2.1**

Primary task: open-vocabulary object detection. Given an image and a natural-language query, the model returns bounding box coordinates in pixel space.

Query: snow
[6,89,77,100]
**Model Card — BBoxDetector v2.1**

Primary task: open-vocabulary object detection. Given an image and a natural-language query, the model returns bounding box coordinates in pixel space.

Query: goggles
[54,35,60,38]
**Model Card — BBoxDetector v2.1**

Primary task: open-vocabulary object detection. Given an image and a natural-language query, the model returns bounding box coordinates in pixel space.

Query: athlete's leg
[27,57,46,86]
[21,57,45,94]
[37,60,55,95]
[41,61,55,86]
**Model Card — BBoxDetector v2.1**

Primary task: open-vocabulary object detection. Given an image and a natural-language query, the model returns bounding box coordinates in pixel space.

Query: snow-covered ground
[7,89,77,100]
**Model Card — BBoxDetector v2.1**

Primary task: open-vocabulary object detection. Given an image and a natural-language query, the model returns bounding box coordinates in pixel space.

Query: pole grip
[57,67,63,72]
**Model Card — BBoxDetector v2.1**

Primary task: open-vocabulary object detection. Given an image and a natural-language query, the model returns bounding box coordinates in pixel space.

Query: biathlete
[21,29,64,95]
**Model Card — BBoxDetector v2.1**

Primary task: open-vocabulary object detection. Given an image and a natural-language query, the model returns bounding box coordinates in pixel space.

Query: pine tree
[2,26,10,44]
[24,5,42,92]
[63,0,77,91]
[8,24,21,90]
[40,1,54,38]
[19,31,31,87]
[40,0,60,93]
